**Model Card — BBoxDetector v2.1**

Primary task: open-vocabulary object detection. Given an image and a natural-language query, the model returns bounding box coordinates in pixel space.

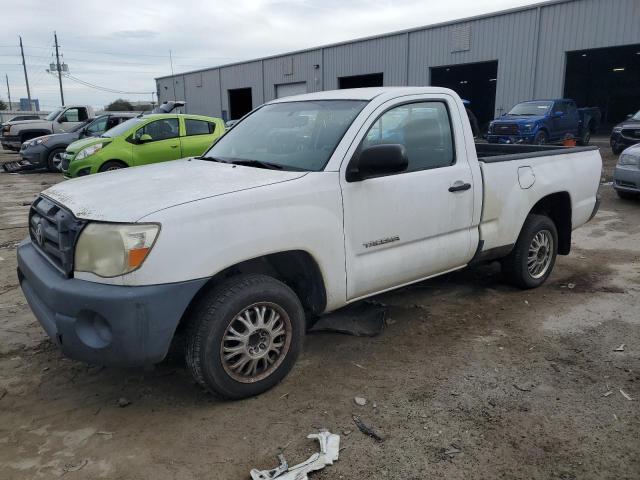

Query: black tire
[577,129,591,146]
[185,274,305,399]
[98,160,127,173]
[534,130,548,145]
[46,148,65,172]
[616,190,637,200]
[611,143,625,155]
[502,214,558,289]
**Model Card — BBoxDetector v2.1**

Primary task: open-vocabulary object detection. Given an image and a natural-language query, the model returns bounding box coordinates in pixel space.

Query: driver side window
[60,107,88,123]
[134,118,179,142]
[86,117,108,134]
[362,101,455,172]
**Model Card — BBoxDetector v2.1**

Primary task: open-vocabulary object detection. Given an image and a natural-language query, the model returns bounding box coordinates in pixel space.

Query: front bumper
[486,134,535,144]
[17,239,208,366]
[1,134,22,150]
[613,166,640,194]
[18,145,48,169]
[61,152,94,178]
[610,132,640,151]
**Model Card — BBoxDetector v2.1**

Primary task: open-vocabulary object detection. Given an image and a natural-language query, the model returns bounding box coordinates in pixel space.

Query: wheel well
[20,131,49,142]
[182,250,327,323]
[99,159,127,171]
[529,192,572,255]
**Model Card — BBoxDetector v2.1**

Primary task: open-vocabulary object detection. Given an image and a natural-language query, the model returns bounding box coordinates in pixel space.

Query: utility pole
[19,36,32,111]
[54,31,65,106]
[5,74,12,110]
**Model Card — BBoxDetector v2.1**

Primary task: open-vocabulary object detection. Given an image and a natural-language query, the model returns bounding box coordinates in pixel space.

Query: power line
[58,72,153,95]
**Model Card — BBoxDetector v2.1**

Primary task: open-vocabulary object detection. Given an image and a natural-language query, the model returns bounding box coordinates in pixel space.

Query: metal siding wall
[408,9,539,117]
[156,78,174,105]
[183,70,222,117]
[219,61,264,114]
[263,50,323,102]
[534,0,640,98]
[322,34,408,90]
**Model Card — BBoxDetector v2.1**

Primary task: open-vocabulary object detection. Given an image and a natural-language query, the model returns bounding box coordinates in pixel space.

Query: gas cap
[518,166,535,189]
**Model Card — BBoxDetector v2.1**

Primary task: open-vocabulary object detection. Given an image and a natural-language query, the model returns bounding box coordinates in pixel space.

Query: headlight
[75,143,104,161]
[75,223,160,277]
[28,137,50,147]
[522,124,534,133]
[613,127,623,133]
[618,154,639,167]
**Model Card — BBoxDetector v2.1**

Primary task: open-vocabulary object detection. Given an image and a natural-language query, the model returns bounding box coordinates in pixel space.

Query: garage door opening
[430,60,498,131]
[228,88,253,120]
[338,73,383,89]
[275,82,308,99]
[564,44,640,128]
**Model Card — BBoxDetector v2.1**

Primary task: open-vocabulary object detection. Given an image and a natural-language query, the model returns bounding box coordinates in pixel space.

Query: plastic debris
[602,391,613,397]
[117,397,131,408]
[353,416,384,442]
[444,445,462,457]
[567,283,576,289]
[250,430,340,480]
[354,396,367,406]
[613,344,625,352]
[619,389,633,401]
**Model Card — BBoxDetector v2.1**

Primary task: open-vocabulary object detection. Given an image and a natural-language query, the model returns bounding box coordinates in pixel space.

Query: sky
[1,0,548,110]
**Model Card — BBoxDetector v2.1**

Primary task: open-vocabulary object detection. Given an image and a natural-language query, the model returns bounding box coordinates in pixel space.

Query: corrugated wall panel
[182,69,222,116]
[263,50,323,102]
[408,8,539,117]
[322,34,408,90]
[219,61,264,115]
[534,0,640,97]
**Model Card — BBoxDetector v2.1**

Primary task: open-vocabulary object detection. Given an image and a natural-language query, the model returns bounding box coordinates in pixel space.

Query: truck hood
[494,115,546,124]
[42,159,307,222]
[6,119,53,130]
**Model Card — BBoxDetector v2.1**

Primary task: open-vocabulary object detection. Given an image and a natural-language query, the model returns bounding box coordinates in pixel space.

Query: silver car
[614,144,640,200]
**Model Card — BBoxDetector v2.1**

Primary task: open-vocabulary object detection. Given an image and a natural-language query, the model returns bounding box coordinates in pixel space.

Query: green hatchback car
[61,114,225,177]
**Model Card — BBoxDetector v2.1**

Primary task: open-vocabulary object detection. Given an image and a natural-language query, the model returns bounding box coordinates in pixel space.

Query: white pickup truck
[17,87,601,399]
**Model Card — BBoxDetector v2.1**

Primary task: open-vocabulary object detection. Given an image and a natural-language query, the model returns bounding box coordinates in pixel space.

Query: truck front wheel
[185,274,305,399]
[502,214,558,289]
[533,131,547,145]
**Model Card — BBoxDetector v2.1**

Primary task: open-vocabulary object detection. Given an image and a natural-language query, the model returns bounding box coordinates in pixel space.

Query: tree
[105,98,134,111]
[0,98,7,110]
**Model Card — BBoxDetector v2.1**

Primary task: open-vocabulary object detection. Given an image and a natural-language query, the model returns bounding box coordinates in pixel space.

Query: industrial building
[156,0,640,129]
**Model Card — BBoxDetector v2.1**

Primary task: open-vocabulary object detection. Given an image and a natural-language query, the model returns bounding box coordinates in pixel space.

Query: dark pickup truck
[487,99,601,146]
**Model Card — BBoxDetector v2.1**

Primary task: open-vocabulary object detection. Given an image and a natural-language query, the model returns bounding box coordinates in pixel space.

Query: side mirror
[57,116,66,123]
[553,111,564,118]
[346,144,408,182]
[138,133,153,143]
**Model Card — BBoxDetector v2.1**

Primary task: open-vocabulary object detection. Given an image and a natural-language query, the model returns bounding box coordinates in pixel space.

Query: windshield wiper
[229,159,284,170]
[197,155,230,163]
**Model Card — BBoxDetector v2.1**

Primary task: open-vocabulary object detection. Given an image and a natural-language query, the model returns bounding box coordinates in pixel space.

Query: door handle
[449,182,471,192]
[170,144,178,148]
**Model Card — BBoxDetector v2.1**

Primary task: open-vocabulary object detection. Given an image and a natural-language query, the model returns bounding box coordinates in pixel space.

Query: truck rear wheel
[502,214,558,289]
[185,274,305,399]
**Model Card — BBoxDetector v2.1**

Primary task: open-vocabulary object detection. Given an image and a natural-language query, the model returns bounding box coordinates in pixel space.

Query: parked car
[613,143,640,200]
[487,99,600,145]
[610,110,640,155]
[17,87,601,399]
[61,113,225,177]
[1,105,95,151]
[0,114,41,127]
[2,113,136,173]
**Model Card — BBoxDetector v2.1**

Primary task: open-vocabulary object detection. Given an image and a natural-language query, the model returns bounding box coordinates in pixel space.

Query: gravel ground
[0,142,638,480]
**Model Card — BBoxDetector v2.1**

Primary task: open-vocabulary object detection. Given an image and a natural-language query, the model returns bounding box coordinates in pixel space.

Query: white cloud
[0,0,545,110]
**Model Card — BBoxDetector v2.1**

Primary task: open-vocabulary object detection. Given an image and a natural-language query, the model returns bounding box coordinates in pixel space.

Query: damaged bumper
[1,135,22,150]
[17,239,208,367]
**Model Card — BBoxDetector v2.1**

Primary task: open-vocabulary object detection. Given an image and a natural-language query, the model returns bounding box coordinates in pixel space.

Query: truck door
[340,96,478,301]
[57,107,89,132]
[566,101,580,138]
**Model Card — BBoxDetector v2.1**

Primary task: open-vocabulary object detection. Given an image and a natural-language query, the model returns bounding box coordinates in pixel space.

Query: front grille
[493,123,520,135]
[29,196,86,276]
[621,128,640,140]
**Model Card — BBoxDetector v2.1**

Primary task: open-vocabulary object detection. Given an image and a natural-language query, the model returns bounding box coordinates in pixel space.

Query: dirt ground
[0,141,638,480]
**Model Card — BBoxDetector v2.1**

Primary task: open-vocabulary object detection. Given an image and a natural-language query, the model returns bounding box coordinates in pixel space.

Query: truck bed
[475,142,602,257]
[476,143,599,162]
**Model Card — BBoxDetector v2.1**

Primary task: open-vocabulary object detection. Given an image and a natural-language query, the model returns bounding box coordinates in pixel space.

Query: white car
[17,87,602,399]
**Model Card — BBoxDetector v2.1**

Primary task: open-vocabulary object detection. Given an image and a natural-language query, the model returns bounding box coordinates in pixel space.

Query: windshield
[70,119,92,132]
[203,100,367,171]
[508,101,553,116]
[45,109,63,121]
[101,117,144,138]
[632,110,640,121]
